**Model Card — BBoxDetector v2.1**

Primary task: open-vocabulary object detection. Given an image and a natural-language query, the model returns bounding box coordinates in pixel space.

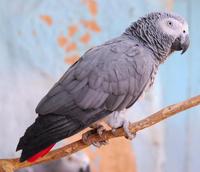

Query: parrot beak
[171,34,190,54]
[181,35,190,54]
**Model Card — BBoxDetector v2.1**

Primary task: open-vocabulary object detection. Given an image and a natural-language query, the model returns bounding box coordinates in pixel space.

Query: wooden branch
[1,95,200,172]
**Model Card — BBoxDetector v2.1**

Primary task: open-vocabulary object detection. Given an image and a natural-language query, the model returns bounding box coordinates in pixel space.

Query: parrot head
[158,12,190,54]
[125,11,190,63]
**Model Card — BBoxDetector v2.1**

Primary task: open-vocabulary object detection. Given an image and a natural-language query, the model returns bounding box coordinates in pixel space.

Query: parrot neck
[124,22,174,64]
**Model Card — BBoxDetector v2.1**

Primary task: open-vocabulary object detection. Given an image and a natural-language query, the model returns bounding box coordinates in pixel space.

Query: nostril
[183,30,186,33]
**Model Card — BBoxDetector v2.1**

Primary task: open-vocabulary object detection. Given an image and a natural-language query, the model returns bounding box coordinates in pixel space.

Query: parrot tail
[26,144,55,162]
[16,114,85,162]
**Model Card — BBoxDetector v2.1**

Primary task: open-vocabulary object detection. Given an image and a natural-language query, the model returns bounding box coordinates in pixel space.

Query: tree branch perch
[1,95,200,172]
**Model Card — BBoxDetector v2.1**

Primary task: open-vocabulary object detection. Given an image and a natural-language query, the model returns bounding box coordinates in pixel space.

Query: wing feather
[36,36,155,125]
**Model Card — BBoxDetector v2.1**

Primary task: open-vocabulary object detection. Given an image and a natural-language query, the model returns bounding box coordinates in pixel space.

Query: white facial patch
[159,18,189,37]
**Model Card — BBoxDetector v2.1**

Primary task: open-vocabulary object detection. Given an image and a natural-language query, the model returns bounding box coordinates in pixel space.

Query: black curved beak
[171,34,190,54]
[181,35,190,54]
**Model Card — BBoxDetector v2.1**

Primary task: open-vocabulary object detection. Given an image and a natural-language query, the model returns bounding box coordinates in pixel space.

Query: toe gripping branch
[82,125,109,147]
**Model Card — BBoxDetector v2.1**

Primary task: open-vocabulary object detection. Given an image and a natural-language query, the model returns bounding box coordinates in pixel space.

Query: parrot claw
[82,125,109,147]
[122,120,136,140]
[111,128,118,136]
[92,140,109,148]
[96,125,106,136]
[82,130,95,145]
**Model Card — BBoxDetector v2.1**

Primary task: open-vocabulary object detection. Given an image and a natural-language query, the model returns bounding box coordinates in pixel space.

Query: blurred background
[0,0,200,172]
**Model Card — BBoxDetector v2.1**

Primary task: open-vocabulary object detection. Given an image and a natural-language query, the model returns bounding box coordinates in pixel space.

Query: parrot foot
[122,120,136,140]
[111,120,136,140]
[82,125,109,148]
[106,111,136,140]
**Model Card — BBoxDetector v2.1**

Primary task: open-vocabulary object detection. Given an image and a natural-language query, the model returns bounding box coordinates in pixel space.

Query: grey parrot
[16,11,190,162]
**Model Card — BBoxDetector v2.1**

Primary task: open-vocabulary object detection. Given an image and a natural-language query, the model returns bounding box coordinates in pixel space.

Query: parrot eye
[167,21,173,27]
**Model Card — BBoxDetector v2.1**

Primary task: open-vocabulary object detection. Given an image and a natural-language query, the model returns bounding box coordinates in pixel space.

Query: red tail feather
[27,144,55,162]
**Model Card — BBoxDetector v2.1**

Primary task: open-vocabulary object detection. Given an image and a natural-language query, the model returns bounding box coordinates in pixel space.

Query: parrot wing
[36,37,155,124]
